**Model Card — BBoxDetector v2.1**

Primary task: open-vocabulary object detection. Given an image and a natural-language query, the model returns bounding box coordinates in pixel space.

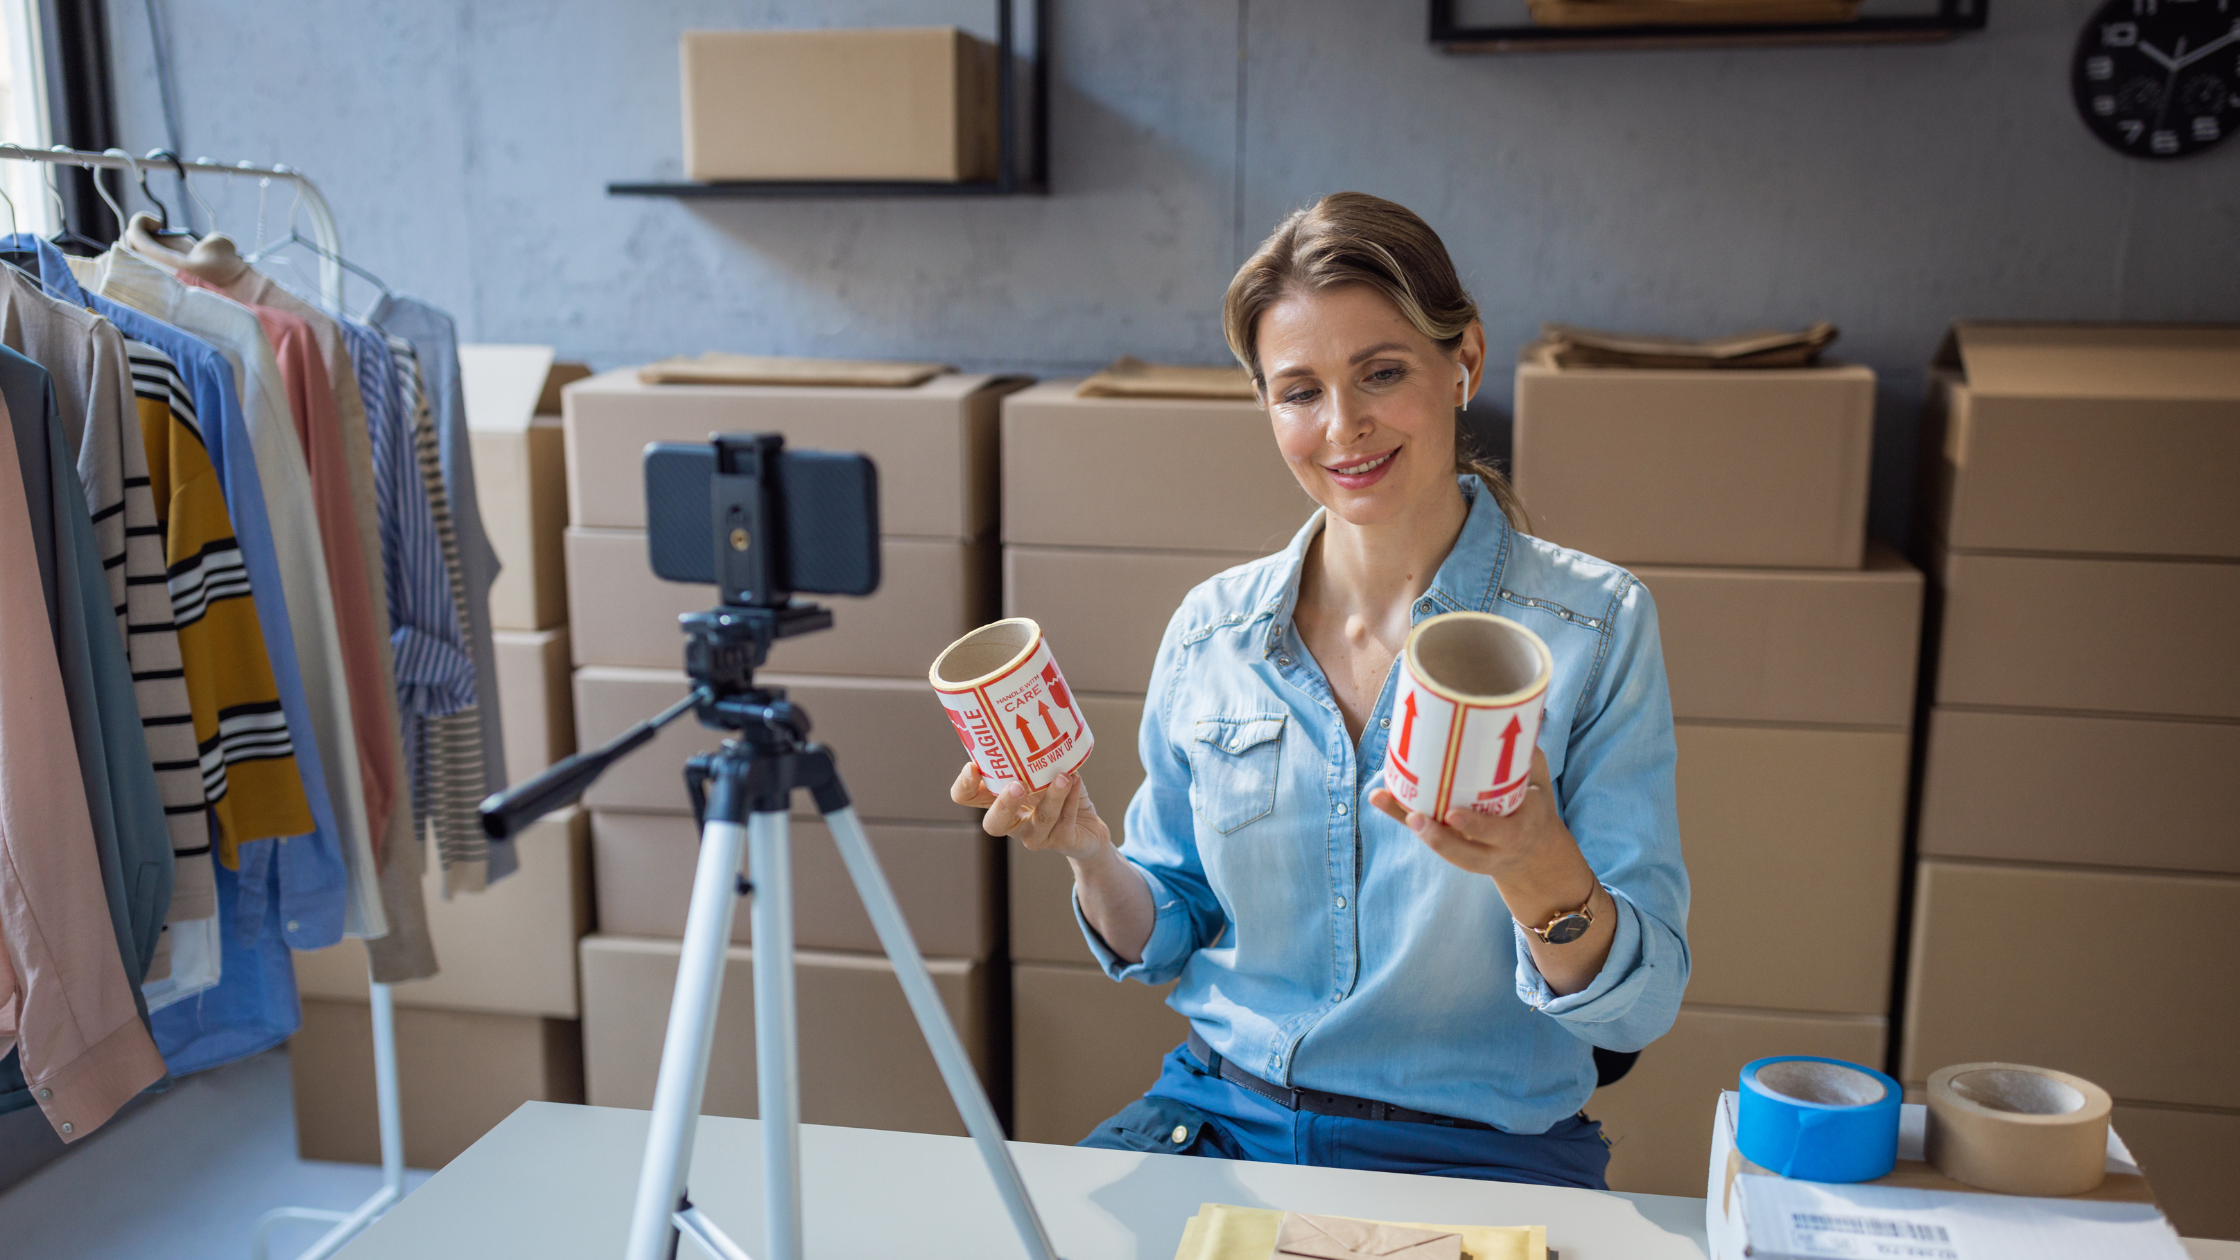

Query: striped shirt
[390,336,489,895]
[124,340,313,865]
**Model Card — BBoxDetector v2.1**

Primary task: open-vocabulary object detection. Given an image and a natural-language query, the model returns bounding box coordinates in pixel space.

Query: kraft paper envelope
[1277,1211,1463,1260]
[1171,1203,1544,1260]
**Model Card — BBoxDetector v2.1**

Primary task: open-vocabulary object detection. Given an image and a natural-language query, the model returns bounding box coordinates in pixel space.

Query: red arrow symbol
[1038,700,1061,740]
[1015,714,1042,755]
[1396,691,1417,762]
[1493,714,1523,785]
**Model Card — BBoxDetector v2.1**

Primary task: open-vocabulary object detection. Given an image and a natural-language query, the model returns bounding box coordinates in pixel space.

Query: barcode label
[1786,1211,1962,1260]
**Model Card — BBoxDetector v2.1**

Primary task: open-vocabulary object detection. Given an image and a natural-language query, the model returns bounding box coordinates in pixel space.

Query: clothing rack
[0,142,407,1260]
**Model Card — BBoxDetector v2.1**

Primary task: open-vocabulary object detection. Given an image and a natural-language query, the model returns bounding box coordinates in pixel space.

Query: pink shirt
[0,387,168,1141]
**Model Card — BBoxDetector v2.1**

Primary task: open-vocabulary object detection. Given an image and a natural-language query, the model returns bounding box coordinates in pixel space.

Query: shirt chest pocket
[1188,714,1285,835]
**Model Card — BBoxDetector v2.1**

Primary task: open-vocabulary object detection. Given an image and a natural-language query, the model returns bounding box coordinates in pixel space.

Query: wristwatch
[1524,886,1598,945]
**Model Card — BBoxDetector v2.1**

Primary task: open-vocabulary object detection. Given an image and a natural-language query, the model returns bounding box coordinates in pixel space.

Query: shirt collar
[0,235,94,308]
[1259,474,1514,659]
[84,245,188,316]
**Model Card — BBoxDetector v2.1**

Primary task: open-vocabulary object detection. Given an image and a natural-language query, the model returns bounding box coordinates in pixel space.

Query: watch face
[2073,0,2240,159]
[1543,912,1591,945]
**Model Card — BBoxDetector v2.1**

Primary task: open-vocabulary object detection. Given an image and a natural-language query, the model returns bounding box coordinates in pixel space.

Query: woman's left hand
[1368,748,1573,884]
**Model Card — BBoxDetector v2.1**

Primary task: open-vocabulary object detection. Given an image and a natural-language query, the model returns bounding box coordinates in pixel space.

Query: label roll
[1736,1056,1902,1183]
[1925,1062,2111,1196]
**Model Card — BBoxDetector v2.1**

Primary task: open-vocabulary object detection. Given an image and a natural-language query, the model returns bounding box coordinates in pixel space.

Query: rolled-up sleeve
[1078,615,1225,985]
[1514,575,1690,1052]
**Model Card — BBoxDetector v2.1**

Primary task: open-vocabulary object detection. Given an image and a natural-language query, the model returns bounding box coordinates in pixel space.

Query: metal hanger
[41,158,107,253]
[144,148,208,240]
[244,171,392,304]
[129,148,178,234]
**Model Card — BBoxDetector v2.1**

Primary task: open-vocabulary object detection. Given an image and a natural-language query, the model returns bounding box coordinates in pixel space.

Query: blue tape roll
[1736,1055,1901,1183]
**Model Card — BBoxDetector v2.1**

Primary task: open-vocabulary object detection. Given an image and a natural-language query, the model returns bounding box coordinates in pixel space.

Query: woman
[953,192,1687,1189]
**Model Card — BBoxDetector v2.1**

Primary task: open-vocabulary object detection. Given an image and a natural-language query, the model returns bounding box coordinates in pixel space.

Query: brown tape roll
[1924,1062,2112,1196]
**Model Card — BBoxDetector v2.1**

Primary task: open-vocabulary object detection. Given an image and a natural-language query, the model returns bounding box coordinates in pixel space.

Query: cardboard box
[572,667,982,823]
[681,28,997,183]
[590,809,999,960]
[1675,722,1909,1014]
[294,809,593,1018]
[563,369,1012,537]
[1932,549,2240,719]
[1918,707,2240,876]
[1001,381,1313,552]
[1707,1089,2189,1260]
[1012,962,1189,1146]
[1588,1005,1886,1198]
[1901,860,2240,1107]
[291,999,583,1168]
[566,527,993,674]
[1003,546,1262,694]
[1010,847,1090,967]
[1512,361,1874,568]
[463,346,591,631]
[1920,324,2240,559]
[580,934,985,1137]
[494,627,576,788]
[1637,545,1921,727]
[2109,1101,2240,1241]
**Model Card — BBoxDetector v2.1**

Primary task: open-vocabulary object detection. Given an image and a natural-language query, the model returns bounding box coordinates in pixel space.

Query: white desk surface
[335,1103,2239,1260]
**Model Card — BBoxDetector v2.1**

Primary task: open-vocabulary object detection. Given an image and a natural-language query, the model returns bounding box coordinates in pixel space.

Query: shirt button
[1418,599,1434,613]
[1277,655,1292,667]
[286,920,300,933]
[37,1088,50,1100]
[1170,1125,1188,1144]
[1335,896,1348,909]
[1379,718,1390,729]
[59,1122,72,1135]
[1336,802,1348,816]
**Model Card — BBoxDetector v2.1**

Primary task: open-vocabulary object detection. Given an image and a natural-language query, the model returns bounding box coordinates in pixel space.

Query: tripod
[483,604,1059,1260]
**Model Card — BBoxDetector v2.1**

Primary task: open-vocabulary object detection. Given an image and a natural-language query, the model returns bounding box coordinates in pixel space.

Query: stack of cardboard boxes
[1901,324,2240,1239]
[289,347,596,1168]
[563,368,1021,1135]
[1511,354,1925,1195]
[998,381,1313,1144]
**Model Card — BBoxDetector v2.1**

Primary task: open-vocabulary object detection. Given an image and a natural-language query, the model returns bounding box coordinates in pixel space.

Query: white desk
[335,1103,2239,1260]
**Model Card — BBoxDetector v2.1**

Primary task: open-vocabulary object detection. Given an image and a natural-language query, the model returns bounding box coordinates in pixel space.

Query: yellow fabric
[131,353,313,864]
[1173,1204,1543,1260]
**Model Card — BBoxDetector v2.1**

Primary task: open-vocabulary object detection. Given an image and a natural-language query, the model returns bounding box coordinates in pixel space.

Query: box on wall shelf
[1919,323,2240,558]
[291,999,583,1168]
[1512,359,1874,568]
[1012,962,1189,1146]
[681,28,998,184]
[590,809,999,960]
[1672,722,1909,1015]
[463,345,591,632]
[566,527,994,674]
[1003,545,1264,694]
[1918,707,2240,876]
[294,808,592,1019]
[1900,859,2240,1108]
[1587,1005,1885,1198]
[494,627,575,789]
[1637,543,1921,727]
[580,934,986,1137]
[563,369,1015,538]
[1929,549,2240,719]
[1001,381,1313,553]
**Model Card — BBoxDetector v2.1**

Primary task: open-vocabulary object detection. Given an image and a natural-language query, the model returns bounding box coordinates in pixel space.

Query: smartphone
[642,439,880,599]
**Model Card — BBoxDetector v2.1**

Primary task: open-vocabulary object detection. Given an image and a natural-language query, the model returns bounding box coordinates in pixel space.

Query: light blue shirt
[1082,477,1690,1134]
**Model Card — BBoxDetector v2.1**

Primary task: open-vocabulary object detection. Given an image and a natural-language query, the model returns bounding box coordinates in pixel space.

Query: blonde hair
[1223,191,1526,530]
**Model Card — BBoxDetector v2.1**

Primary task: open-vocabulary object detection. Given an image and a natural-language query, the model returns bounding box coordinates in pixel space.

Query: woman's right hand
[952,763,1111,863]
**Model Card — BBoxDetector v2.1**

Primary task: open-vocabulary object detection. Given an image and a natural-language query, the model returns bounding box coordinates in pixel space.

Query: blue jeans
[1078,1044,1612,1190]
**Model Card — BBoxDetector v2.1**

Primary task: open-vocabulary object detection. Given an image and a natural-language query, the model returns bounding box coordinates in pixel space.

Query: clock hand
[2175,27,2240,69]
[2137,40,2179,71]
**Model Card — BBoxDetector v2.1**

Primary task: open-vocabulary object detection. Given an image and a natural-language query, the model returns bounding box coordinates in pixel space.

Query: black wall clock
[2073,0,2240,158]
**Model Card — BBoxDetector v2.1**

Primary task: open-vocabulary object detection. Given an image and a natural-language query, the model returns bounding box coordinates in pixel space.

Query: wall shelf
[611,0,1049,200]
[1429,0,1987,53]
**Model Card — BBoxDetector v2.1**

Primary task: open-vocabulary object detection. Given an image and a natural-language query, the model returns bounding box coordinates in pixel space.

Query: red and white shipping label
[1382,664,1545,818]
[935,636,1094,792]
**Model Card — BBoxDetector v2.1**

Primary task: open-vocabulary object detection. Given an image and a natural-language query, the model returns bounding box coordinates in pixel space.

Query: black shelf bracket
[612,0,1050,200]
[1429,0,1988,53]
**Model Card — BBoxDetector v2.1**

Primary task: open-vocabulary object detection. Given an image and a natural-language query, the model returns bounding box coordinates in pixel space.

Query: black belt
[1186,1029,1494,1130]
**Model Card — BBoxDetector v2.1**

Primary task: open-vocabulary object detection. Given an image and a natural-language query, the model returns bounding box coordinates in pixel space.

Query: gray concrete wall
[104,1,2238,541]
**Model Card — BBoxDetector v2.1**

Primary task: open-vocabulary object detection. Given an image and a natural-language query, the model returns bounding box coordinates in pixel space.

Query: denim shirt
[1080,477,1689,1134]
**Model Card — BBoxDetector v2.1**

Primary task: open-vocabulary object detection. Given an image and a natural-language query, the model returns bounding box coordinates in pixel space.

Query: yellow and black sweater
[127,340,313,863]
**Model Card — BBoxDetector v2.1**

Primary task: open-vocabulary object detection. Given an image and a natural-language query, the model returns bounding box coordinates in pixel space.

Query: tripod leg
[748,810,803,1260]
[824,805,1061,1260]
[624,810,750,1260]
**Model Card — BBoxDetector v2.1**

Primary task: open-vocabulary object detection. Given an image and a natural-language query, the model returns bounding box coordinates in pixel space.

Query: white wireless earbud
[1459,362,1473,412]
